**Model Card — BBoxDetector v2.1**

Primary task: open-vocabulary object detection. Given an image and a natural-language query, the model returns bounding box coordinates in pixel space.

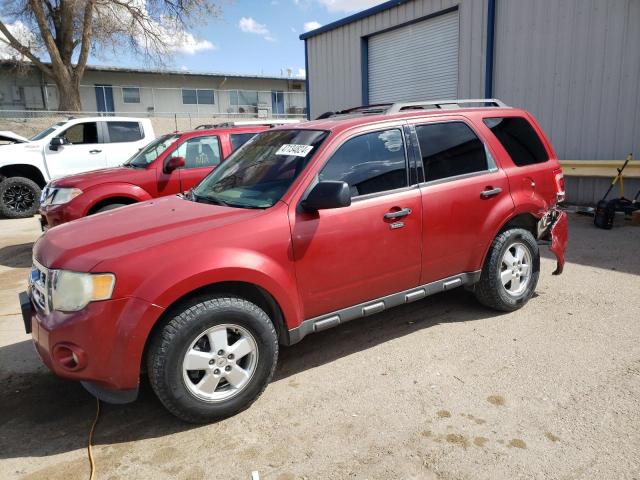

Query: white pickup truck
[0,117,155,218]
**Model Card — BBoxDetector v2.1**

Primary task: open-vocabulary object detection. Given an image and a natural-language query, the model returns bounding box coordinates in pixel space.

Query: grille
[29,259,50,313]
[40,187,58,206]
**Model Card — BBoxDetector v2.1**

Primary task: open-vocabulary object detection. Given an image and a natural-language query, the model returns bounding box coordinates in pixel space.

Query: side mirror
[301,181,351,212]
[49,137,67,151]
[164,156,185,173]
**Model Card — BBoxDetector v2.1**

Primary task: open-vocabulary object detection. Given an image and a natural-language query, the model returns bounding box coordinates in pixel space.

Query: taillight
[554,169,565,203]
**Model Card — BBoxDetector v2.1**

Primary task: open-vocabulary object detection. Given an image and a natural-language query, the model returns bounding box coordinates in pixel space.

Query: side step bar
[287,271,481,344]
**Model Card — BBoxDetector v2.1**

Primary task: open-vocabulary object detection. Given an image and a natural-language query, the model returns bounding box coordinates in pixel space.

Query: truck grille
[29,259,51,313]
[40,187,57,206]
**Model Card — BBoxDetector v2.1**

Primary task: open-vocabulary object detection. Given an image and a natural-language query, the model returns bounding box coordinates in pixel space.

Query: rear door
[290,125,423,319]
[102,120,146,166]
[45,121,106,178]
[410,117,514,284]
[171,135,222,192]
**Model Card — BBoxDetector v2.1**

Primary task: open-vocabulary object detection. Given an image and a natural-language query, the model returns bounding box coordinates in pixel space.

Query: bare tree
[0,0,220,111]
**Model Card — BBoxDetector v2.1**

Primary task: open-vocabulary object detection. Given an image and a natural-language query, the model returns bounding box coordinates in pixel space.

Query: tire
[474,228,540,312]
[147,295,279,423]
[95,203,127,214]
[0,177,41,219]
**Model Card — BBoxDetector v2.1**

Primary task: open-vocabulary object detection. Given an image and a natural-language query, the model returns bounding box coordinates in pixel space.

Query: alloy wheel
[500,242,532,296]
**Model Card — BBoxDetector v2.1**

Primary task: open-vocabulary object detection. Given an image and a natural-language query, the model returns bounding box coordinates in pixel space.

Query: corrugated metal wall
[493,0,640,162]
[305,0,489,118]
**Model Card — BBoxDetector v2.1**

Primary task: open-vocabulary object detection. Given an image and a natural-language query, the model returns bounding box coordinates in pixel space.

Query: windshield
[30,122,66,141]
[192,129,328,208]
[125,134,180,167]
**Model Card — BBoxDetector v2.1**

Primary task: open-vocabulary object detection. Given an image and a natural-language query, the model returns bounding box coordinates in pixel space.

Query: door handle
[480,187,502,199]
[384,208,412,219]
[89,149,102,154]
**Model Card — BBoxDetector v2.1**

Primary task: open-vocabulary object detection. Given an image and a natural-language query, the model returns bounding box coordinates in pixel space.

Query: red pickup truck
[21,99,567,423]
[38,125,269,228]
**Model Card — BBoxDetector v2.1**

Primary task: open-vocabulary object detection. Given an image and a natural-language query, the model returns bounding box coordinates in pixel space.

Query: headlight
[50,188,83,205]
[51,270,115,312]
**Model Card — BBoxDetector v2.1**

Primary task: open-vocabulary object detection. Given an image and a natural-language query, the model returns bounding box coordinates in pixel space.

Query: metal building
[301,0,640,204]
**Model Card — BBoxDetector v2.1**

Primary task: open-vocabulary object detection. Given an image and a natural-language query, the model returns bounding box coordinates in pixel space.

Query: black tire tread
[0,176,41,219]
[147,295,278,423]
[474,228,539,312]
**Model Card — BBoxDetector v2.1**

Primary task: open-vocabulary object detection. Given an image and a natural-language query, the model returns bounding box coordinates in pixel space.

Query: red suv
[20,100,567,423]
[38,125,269,228]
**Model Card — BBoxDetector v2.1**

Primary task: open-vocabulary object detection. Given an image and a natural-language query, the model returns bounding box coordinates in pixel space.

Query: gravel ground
[0,213,639,480]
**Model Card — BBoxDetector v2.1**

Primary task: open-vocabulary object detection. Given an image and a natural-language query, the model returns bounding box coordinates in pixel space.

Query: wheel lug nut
[217,350,224,355]
[227,354,234,360]
[213,368,220,375]
[209,359,215,365]
[225,365,231,372]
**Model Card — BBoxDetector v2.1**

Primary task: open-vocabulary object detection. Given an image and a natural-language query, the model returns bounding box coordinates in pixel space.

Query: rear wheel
[474,228,539,311]
[147,296,278,423]
[0,177,41,218]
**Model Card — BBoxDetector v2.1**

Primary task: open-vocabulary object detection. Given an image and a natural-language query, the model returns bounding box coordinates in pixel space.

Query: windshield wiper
[192,192,231,207]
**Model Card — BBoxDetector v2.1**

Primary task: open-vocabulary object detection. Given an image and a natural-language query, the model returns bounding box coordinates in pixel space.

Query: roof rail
[386,98,509,114]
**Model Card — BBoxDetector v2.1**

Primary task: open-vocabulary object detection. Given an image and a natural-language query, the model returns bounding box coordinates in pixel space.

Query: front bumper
[21,290,164,402]
[39,202,84,229]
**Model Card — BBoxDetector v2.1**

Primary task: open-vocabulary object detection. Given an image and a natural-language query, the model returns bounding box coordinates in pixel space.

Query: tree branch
[74,0,95,79]
[0,20,52,76]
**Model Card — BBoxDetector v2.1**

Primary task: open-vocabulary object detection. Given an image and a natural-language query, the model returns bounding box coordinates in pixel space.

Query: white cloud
[239,17,269,35]
[317,0,386,13]
[0,20,39,60]
[303,21,322,32]
[167,32,216,54]
[296,68,306,78]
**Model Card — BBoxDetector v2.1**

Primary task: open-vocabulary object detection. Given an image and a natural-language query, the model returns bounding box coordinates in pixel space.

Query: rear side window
[319,129,407,197]
[107,121,143,143]
[230,133,257,151]
[172,136,221,168]
[483,117,549,166]
[415,122,488,182]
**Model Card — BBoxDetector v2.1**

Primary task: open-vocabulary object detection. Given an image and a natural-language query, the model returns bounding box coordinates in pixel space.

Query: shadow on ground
[0,289,500,460]
[0,243,34,268]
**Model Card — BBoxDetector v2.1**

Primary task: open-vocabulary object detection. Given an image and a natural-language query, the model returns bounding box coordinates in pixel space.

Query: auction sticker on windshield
[275,144,314,157]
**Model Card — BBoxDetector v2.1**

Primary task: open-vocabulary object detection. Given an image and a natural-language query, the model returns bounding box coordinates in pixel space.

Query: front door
[45,121,107,178]
[410,119,514,283]
[95,85,114,114]
[291,127,422,319]
[271,91,284,116]
[169,135,222,192]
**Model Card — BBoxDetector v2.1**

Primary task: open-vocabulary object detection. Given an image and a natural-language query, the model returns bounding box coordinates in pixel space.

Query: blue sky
[91,0,386,77]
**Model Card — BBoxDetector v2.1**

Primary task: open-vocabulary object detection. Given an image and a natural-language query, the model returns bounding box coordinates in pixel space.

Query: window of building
[319,129,407,197]
[107,121,143,143]
[415,122,488,182]
[122,87,140,104]
[172,136,221,168]
[230,90,259,107]
[182,89,214,105]
[60,122,99,144]
[483,117,549,166]
[230,133,257,151]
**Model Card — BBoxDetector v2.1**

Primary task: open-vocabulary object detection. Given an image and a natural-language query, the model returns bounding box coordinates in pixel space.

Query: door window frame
[101,121,144,143]
[56,121,103,146]
[170,134,222,169]
[311,125,417,204]
[409,119,498,187]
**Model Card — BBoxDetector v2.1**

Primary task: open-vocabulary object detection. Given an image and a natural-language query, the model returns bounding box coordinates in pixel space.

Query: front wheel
[147,296,279,423]
[0,177,41,218]
[474,228,540,312]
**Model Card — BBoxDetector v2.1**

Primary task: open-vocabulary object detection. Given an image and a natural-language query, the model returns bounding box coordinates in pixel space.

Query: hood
[0,131,29,144]
[51,166,150,189]
[33,195,265,271]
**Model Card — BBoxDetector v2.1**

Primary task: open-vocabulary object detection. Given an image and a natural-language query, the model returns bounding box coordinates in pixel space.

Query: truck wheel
[474,228,540,312]
[147,296,279,423]
[0,177,41,219]
[95,203,127,213]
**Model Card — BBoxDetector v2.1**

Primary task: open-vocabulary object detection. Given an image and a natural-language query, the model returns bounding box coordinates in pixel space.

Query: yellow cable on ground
[88,398,100,480]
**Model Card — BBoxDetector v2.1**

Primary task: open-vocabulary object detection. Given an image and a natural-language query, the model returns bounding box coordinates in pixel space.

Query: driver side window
[59,122,99,145]
[172,136,221,169]
[319,129,408,198]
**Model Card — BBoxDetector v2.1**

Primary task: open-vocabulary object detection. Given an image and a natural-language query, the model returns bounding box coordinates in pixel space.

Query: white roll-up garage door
[368,10,459,104]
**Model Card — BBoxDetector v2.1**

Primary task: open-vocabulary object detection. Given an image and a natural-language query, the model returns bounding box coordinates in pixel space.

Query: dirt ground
[0,213,639,480]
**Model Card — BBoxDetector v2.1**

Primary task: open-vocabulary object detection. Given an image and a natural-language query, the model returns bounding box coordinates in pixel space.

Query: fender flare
[82,183,153,215]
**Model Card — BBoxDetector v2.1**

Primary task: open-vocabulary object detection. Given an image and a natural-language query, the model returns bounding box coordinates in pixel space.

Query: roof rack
[195,119,302,129]
[320,98,509,119]
[387,98,509,114]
